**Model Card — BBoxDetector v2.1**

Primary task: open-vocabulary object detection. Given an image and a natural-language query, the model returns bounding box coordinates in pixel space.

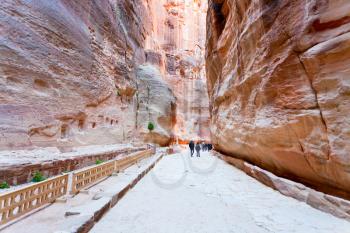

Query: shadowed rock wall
[206,0,350,198]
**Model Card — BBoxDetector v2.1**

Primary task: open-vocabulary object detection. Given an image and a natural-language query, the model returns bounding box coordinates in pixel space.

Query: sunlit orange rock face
[146,0,210,142]
[206,0,350,197]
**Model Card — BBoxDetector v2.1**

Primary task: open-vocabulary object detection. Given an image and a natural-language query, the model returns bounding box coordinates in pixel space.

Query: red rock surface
[145,0,210,142]
[0,0,209,150]
[0,0,209,149]
[0,0,154,149]
[206,0,350,198]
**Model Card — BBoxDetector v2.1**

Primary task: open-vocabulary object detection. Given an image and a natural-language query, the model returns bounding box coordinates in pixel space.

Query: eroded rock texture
[206,0,350,197]
[0,0,210,149]
[145,0,210,142]
[0,0,153,149]
[135,64,176,146]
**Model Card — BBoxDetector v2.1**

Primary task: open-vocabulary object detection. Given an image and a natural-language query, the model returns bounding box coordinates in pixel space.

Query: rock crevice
[296,52,331,161]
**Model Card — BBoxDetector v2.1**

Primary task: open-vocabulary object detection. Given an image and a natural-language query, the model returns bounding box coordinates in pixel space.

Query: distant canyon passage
[0,0,209,149]
[1,0,350,200]
[206,0,350,198]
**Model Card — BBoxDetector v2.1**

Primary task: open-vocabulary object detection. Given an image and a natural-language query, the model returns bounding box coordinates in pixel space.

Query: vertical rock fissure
[296,52,331,161]
[212,1,227,38]
[134,79,139,131]
[293,125,325,179]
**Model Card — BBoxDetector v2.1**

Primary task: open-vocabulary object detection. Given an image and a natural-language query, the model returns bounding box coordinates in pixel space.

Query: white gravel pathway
[91,150,350,233]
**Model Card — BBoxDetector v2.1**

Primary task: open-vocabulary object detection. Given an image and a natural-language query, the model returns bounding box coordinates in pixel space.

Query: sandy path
[91,150,350,233]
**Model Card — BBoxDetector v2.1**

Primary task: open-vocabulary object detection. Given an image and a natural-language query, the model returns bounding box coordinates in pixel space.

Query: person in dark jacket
[189,140,195,157]
[201,143,206,151]
[208,144,213,151]
[195,142,201,157]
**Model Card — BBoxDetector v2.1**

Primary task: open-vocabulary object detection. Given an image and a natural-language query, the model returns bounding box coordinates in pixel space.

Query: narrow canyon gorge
[0,0,209,150]
[1,0,350,227]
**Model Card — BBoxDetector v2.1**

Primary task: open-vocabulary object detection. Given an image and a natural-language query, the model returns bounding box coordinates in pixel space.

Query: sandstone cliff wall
[145,0,210,142]
[0,0,177,149]
[206,0,350,198]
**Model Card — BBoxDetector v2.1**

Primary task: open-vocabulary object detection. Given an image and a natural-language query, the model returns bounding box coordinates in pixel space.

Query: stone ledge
[0,147,145,186]
[213,151,350,221]
[68,153,164,233]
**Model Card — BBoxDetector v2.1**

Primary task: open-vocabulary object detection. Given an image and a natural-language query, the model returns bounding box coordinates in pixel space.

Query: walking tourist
[189,140,194,157]
[195,142,201,157]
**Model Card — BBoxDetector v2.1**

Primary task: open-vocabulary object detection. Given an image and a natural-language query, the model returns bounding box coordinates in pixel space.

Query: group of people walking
[188,141,213,157]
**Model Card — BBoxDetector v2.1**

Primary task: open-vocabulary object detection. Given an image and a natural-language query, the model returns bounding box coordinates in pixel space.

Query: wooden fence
[131,149,153,163]
[71,149,154,194]
[71,160,115,194]
[0,174,68,225]
[115,149,153,172]
[0,148,155,225]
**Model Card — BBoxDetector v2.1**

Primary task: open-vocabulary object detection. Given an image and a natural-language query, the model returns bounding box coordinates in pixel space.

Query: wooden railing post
[0,174,68,225]
[71,160,115,195]
[0,148,155,226]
